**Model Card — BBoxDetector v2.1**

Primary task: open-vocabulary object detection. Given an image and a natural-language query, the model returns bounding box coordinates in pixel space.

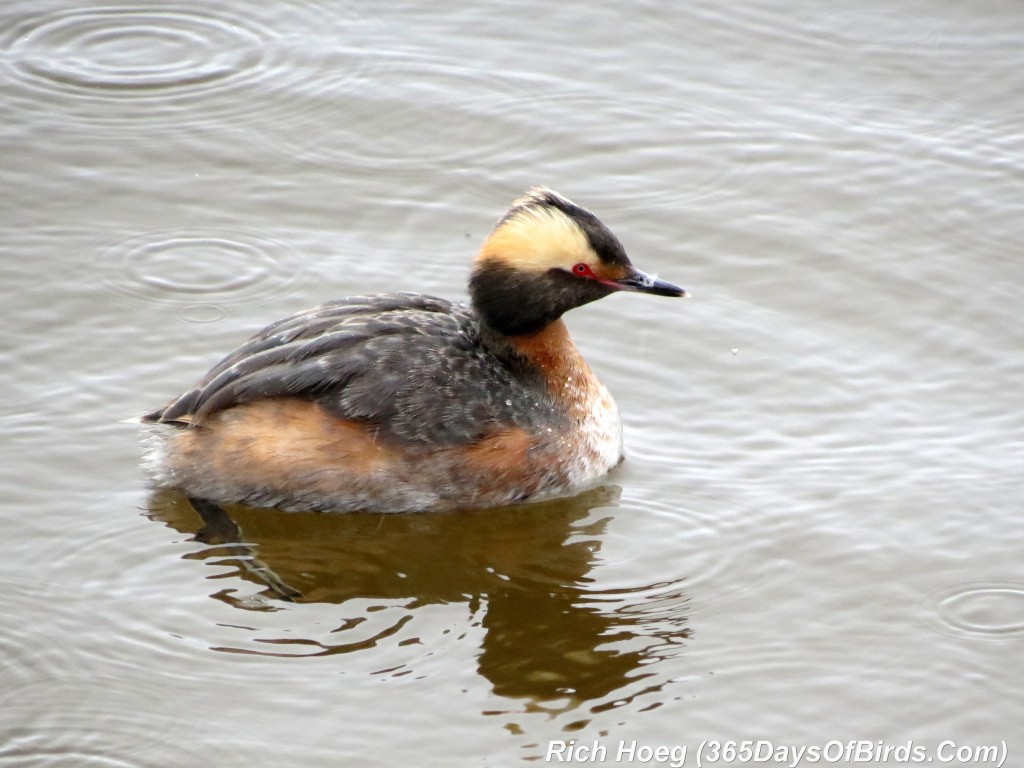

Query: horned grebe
[142,188,686,512]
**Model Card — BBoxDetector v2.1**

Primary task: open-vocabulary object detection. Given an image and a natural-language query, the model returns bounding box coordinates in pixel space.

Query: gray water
[1,1,1022,766]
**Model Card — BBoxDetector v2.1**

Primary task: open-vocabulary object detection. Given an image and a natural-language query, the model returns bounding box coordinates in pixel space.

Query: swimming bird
[142,188,686,512]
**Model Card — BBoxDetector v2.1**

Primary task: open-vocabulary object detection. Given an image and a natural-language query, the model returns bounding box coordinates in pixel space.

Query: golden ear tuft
[478,199,594,272]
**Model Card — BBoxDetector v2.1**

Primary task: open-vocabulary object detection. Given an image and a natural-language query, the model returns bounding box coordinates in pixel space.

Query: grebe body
[142,188,685,512]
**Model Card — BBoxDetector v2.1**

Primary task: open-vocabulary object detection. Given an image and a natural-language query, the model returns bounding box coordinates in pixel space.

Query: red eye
[572,263,593,277]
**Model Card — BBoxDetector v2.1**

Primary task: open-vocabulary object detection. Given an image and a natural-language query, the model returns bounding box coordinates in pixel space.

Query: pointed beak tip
[657,280,688,298]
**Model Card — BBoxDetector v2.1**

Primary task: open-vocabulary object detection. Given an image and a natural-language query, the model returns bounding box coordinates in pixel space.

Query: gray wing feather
[149,292,558,444]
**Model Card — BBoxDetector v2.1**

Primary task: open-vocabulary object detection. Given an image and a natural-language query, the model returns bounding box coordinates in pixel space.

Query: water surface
[1,1,1022,766]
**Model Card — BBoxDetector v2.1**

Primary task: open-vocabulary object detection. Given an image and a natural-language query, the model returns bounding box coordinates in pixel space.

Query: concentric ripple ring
[3,7,266,95]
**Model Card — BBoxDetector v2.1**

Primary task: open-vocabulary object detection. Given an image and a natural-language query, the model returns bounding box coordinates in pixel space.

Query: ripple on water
[599,495,774,615]
[0,4,373,128]
[922,581,1024,641]
[252,58,541,171]
[91,229,302,315]
[257,62,737,201]
[808,7,1023,51]
[0,580,60,694]
[822,92,964,139]
[549,95,741,207]
[0,674,207,768]
[177,303,229,324]
[806,8,947,48]
[6,8,261,91]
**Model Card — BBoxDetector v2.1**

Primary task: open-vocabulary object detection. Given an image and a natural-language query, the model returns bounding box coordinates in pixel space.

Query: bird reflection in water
[147,487,690,712]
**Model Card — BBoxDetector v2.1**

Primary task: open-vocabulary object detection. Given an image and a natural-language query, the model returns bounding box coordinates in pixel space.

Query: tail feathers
[126,409,194,428]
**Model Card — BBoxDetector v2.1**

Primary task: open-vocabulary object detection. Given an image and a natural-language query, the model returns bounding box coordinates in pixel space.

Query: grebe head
[470,187,686,336]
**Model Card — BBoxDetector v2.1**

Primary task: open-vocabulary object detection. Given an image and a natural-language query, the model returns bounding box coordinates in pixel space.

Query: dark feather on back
[146,292,562,445]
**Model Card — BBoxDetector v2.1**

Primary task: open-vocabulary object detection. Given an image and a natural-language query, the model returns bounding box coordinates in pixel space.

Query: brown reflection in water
[147,488,690,708]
